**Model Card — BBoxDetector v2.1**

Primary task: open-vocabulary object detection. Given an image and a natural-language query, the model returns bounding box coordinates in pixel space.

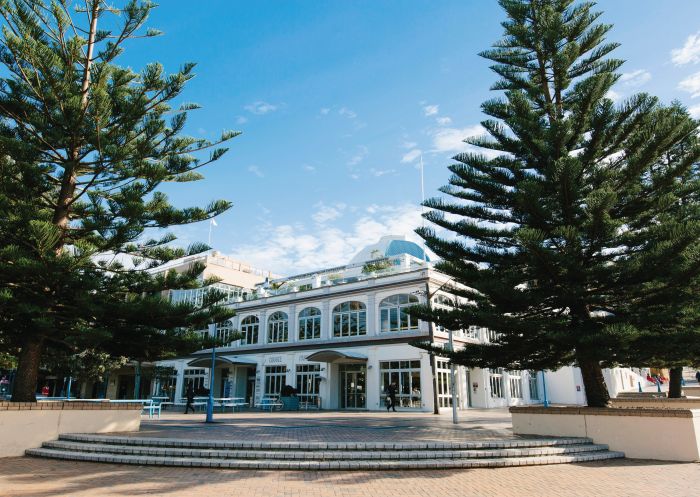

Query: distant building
[156,236,646,410]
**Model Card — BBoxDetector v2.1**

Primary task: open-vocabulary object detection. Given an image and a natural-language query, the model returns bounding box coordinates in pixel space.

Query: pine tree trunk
[577,354,610,407]
[668,367,683,398]
[11,337,44,402]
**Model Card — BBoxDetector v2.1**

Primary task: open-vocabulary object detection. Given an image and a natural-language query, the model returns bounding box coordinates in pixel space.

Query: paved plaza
[2,410,699,496]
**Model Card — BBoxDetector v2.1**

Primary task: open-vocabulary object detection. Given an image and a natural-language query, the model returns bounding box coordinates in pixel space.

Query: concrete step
[57,433,595,450]
[26,446,625,470]
[40,439,612,460]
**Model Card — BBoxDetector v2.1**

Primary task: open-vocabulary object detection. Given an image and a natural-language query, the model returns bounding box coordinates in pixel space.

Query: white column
[174,362,185,400]
[288,304,297,343]
[366,292,377,335]
[258,310,267,345]
[321,301,331,339]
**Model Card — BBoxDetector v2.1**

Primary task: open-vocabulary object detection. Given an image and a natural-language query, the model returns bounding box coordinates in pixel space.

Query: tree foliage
[412,0,700,406]
[0,0,239,401]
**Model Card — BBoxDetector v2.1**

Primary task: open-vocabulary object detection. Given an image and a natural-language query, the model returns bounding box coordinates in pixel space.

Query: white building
[156,236,644,410]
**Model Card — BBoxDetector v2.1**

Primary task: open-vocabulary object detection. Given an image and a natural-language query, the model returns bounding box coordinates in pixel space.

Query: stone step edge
[26,448,625,470]
[42,441,610,460]
[58,433,594,451]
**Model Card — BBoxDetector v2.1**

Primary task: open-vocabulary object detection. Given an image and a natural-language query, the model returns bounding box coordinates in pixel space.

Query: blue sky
[127,1,700,275]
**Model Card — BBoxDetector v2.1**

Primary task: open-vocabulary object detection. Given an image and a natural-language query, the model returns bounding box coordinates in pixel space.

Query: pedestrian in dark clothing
[184,384,195,414]
[386,382,398,412]
[695,371,700,384]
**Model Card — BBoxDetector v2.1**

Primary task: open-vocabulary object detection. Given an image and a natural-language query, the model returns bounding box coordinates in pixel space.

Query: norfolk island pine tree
[0,0,239,401]
[410,0,700,407]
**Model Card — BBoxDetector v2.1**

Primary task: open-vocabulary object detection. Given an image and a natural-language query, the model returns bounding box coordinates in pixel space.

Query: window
[436,358,453,407]
[380,360,422,408]
[380,294,420,332]
[264,365,286,396]
[489,368,504,398]
[267,311,288,343]
[215,320,235,345]
[528,371,540,400]
[298,307,321,340]
[509,370,523,399]
[296,364,321,407]
[240,316,259,345]
[464,325,481,340]
[182,368,206,396]
[333,301,366,337]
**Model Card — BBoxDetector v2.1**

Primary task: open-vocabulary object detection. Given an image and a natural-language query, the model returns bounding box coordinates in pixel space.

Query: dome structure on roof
[349,235,430,264]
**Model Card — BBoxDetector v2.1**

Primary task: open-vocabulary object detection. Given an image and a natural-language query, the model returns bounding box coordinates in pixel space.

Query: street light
[206,323,217,423]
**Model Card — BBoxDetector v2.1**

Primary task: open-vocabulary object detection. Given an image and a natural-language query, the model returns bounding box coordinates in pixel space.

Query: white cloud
[431,125,484,153]
[672,33,700,65]
[247,165,264,178]
[436,116,452,126]
[302,164,316,172]
[227,204,428,274]
[339,107,357,119]
[679,71,700,97]
[350,173,360,180]
[347,145,368,166]
[312,202,346,224]
[423,104,439,116]
[606,89,622,102]
[401,148,422,163]
[236,115,248,124]
[402,141,417,149]
[370,168,396,177]
[688,104,700,118]
[320,107,331,115]
[244,101,278,115]
[620,69,651,87]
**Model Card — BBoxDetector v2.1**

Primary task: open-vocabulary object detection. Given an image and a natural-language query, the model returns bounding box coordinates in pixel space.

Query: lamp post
[540,370,549,408]
[206,323,216,423]
[447,327,459,424]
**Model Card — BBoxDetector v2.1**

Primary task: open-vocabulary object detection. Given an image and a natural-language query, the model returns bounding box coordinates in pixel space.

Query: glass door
[340,364,366,409]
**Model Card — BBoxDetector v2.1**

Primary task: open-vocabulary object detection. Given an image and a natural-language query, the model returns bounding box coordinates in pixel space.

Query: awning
[187,356,258,368]
[305,350,368,363]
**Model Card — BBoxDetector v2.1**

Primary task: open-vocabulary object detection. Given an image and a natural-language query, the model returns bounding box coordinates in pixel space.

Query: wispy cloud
[688,104,700,118]
[248,165,264,177]
[312,202,346,224]
[401,148,422,163]
[339,107,358,119]
[619,69,651,87]
[347,145,368,166]
[370,168,396,177]
[319,107,331,115]
[235,116,248,124]
[679,71,700,97]
[423,104,439,116]
[431,125,485,153]
[244,101,278,115]
[672,32,700,65]
[436,116,452,126]
[302,164,316,172]
[227,203,428,274]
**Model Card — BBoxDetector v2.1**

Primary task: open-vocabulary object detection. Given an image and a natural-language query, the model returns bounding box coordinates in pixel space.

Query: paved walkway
[128,408,519,443]
[3,410,699,496]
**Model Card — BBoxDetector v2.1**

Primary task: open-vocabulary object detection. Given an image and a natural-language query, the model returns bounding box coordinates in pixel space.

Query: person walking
[386,382,398,412]
[184,383,195,414]
[695,370,700,384]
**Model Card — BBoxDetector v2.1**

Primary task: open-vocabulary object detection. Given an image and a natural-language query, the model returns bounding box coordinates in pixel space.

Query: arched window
[299,307,321,340]
[333,301,366,337]
[240,315,259,345]
[380,294,419,332]
[267,311,289,343]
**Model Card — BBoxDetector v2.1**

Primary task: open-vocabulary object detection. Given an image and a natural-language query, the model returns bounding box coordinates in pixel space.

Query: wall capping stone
[0,401,143,411]
[510,405,698,418]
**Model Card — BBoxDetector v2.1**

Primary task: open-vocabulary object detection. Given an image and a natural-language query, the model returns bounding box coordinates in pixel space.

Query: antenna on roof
[420,154,427,264]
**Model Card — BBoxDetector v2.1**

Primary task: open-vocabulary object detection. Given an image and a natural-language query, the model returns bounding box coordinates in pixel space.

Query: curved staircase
[26,433,624,470]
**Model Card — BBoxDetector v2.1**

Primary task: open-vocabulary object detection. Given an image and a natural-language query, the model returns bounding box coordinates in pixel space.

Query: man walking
[184,383,195,414]
[386,382,398,413]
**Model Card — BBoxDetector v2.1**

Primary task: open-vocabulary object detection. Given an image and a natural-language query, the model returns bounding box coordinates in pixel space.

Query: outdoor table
[255,398,283,411]
[215,397,247,412]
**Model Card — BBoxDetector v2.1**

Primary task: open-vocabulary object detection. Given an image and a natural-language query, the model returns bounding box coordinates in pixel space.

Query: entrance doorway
[339,364,366,409]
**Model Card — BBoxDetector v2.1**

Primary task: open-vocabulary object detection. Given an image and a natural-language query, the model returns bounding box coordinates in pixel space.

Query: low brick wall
[0,401,142,457]
[611,398,700,409]
[683,386,700,397]
[510,406,700,462]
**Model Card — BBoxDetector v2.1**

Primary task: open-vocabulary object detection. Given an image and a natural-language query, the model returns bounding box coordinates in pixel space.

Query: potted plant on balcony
[279,385,299,410]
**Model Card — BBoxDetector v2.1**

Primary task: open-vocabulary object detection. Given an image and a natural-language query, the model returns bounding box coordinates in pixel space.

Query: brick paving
[3,409,698,496]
